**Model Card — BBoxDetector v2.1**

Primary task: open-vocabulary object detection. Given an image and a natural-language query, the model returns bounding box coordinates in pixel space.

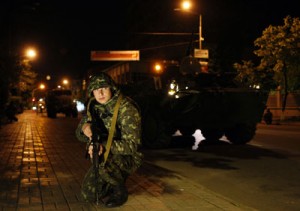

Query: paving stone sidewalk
[0,110,256,210]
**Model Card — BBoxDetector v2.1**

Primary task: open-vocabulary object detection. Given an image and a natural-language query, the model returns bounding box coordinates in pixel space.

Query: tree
[0,55,11,120]
[0,53,37,113]
[234,16,300,118]
[17,58,38,103]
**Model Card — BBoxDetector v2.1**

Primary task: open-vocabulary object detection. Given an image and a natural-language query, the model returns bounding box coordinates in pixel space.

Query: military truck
[95,59,268,149]
[45,89,78,118]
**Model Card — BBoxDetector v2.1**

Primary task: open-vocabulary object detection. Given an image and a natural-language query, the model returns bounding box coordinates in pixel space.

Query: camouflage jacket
[76,90,142,156]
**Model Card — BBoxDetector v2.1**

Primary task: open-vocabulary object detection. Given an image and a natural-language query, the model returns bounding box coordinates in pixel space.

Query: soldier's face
[93,87,112,104]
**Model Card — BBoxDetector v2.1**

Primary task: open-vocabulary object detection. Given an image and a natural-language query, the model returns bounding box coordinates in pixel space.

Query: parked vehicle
[45,89,78,118]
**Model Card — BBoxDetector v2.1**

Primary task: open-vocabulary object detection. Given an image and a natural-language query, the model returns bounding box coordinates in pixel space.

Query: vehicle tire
[225,123,256,144]
[201,128,224,141]
[142,111,172,149]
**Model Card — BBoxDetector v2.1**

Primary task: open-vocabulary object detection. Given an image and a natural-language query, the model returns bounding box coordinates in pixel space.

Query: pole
[199,14,202,49]
[32,88,37,101]
[32,85,44,109]
[32,88,38,109]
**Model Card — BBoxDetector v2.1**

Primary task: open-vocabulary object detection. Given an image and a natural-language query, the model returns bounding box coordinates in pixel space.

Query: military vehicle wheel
[142,111,171,149]
[201,129,224,141]
[225,124,256,144]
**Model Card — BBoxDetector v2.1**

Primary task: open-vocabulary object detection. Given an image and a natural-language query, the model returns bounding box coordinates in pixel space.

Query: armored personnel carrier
[101,59,268,148]
[45,89,78,118]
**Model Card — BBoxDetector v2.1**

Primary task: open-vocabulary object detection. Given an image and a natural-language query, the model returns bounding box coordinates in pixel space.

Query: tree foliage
[254,15,300,91]
[234,16,300,113]
[0,53,37,111]
[17,59,37,92]
[0,55,11,115]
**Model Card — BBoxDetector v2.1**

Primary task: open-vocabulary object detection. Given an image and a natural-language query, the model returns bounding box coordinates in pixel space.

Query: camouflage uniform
[75,73,143,202]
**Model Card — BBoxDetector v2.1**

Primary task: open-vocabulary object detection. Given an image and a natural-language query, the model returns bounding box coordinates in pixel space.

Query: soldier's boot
[105,184,128,208]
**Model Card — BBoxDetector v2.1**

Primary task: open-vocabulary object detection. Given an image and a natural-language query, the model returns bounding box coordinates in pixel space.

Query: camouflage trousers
[81,152,143,202]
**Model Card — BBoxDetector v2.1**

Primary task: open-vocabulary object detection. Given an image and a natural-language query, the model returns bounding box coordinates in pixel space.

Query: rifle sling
[103,94,122,165]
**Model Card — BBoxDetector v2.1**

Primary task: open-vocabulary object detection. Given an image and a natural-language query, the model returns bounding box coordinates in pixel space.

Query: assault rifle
[86,107,108,205]
[86,95,122,204]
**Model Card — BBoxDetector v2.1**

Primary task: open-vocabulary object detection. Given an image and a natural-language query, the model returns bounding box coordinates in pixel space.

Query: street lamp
[63,79,69,85]
[176,0,203,50]
[152,62,163,90]
[21,47,38,68]
[175,0,209,71]
[153,63,163,75]
[24,47,37,60]
[26,49,36,58]
[62,79,69,89]
[199,14,202,50]
[32,83,45,107]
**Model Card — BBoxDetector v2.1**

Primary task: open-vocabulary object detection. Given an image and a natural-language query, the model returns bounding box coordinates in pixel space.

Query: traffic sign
[194,49,209,59]
[91,50,140,61]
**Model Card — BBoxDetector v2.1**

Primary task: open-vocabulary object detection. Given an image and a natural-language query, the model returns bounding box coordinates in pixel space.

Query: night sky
[1,0,299,81]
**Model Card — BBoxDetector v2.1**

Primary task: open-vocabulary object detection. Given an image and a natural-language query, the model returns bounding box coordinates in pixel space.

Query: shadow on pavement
[141,136,288,172]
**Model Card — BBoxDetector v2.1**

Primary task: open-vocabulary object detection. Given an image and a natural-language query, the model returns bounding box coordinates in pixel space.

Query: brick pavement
[0,110,256,211]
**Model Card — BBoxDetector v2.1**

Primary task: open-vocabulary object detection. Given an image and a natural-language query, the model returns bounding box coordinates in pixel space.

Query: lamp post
[32,83,45,108]
[199,14,202,50]
[176,0,209,71]
[177,0,203,49]
[152,63,163,90]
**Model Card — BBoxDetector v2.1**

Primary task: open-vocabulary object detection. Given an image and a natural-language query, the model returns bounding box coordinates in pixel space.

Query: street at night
[1,1,300,210]
[144,122,300,211]
[0,111,300,210]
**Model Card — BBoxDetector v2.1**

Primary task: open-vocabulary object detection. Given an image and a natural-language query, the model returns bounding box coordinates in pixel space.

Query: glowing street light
[39,84,45,89]
[153,63,163,75]
[177,0,203,50]
[62,79,69,85]
[24,47,37,60]
[152,63,163,90]
[181,0,192,11]
[175,0,209,70]
[61,79,70,89]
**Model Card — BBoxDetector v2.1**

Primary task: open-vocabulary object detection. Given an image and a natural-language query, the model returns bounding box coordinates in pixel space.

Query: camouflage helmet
[87,72,118,96]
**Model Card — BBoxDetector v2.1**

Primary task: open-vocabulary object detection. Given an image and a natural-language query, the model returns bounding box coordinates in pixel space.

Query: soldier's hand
[88,144,104,159]
[82,123,92,140]
[99,144,104,156]
[88,144,93,158]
